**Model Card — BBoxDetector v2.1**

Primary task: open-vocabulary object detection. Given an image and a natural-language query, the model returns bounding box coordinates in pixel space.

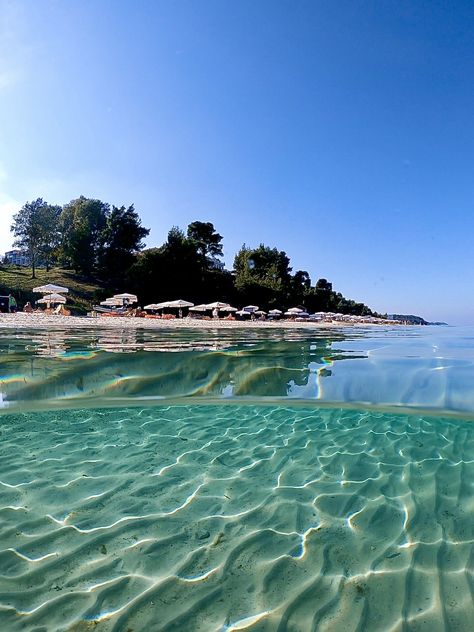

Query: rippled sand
[0,404,473,631]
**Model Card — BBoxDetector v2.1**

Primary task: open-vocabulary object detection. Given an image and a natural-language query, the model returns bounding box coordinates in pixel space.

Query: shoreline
[0,312,400,331]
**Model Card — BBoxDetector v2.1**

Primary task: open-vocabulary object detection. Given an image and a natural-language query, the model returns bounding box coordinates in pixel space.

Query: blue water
[0,325,473,630]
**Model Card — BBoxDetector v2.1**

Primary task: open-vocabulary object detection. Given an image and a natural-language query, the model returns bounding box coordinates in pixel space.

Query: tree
[290,270,311,306]
[59,197,108,275]
[127,230,199,306]
[315,278,332,292]
[98,205,149,281]
[38,205,62,271]
[10,198,60,278]
[187,221,224,267]
[312,278,334,312]
[233,243,292,306]
[127,222,234,306]
[293,271,311,289]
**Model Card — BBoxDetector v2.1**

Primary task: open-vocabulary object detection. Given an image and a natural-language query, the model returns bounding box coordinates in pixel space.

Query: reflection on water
[2,325,474,414]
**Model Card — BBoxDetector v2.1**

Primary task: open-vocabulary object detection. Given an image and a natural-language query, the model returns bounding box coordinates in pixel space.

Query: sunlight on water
[0,326,473,630]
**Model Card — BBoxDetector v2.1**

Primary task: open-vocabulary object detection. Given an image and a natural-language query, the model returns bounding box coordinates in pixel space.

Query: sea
[0,324,473,631]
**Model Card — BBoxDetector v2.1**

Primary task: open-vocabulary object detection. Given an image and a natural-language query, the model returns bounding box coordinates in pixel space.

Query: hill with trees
[5,196,383,316]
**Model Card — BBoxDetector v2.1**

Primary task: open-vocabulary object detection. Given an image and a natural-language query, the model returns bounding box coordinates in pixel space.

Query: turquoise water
[0,326,473,630]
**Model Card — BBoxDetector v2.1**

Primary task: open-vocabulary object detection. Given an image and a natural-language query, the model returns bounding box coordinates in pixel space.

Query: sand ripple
[0,405,473,630]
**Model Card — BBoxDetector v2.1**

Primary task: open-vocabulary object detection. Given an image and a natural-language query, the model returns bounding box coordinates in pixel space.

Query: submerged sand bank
[0,312,396,331]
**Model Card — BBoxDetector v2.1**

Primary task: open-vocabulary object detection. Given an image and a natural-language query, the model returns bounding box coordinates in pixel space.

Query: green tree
[59,197,108,275]
[233,244,292,307]
[127,229,200,305]
[10,198,60,278]
[98,205,149,281]
[290,270,311,306]
[38,205,62,271]
[127,223,234,306]
[312,278,333,312]
[187,221,224,267]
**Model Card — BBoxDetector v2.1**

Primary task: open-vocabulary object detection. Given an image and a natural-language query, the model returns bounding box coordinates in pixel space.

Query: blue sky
[1,0,473,323]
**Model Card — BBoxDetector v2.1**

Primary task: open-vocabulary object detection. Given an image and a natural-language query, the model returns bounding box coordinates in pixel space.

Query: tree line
[10,196,381,316]
[10,197,149,280]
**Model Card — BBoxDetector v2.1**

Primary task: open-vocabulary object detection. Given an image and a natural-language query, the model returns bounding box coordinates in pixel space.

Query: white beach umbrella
[220,306,237,312]
[189,304,209,312]
[236,310,251,316]
[113,293,138,303]
[287,307,304,314]
[37,293,67,304]
[114,293,138,300]
[33,283,69,294]
[168,299,194,308]
[206,301,229,309]
[144,303,162,310]
[269,309,282,315]
[243,305,259,312]
[255,310,267,315]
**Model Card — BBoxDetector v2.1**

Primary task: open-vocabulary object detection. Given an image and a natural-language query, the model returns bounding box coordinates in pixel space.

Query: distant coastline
[388,314,448,326]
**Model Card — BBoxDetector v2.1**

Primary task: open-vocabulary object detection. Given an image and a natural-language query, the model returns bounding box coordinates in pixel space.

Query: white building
[4,250,31,266]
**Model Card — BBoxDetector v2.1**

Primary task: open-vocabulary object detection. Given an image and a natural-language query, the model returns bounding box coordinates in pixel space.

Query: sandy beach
[0,312,394,331]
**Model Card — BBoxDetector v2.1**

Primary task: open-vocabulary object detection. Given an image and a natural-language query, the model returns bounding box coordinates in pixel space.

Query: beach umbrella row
[141,299,314,318]
[144,299,194,310]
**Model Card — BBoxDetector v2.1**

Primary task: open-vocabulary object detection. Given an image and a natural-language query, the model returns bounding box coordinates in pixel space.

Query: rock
[196,529,210,540]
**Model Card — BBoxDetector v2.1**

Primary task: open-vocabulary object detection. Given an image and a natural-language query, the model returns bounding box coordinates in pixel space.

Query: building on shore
[4,250,31,266]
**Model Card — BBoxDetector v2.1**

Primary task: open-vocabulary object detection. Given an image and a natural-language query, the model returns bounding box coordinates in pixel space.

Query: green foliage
[10,198,61,278]
[187,221,224,267]
[233,244,292,306]
[57,197,150,281]
[8,195,378,316]
[38,205,62,271]
[98,205,149,281]
[59,197,109,275]
[127,222,233,306]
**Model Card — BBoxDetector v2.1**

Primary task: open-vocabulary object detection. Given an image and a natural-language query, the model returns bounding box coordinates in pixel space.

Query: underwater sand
[0,403,473,631]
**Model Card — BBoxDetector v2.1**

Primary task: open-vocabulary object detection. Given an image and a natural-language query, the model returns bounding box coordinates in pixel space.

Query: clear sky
[1,0,473,323]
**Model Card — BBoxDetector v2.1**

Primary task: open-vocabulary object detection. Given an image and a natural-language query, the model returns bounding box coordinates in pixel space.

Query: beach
[0,312,397,331]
